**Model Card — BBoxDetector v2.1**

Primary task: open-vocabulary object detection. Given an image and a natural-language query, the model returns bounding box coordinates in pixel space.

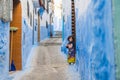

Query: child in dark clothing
[67,36,75,44]
[67,42,75,57]
[66,35,75,64]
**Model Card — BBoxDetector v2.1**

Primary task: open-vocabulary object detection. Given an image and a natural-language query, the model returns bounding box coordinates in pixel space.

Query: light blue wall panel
[0,20,10,80]
[22,18,33,69]
[75,0,115,80]
[62,0,115,80]
[40,25,53,41]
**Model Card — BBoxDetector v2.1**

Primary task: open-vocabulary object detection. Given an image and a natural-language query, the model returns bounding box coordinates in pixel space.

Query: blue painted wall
[22,18,54,69]
[63,16,71,40]
[33,19,38,45]
[76,0,115,80]
[22,18,33,69]
[0,20,10,80]
[40,25,53,41]
[61,15,71,54]
[40,26,49,41]
[62,0,115,80]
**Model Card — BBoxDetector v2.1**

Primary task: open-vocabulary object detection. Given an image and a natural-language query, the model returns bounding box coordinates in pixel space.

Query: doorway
[9,0,22,71]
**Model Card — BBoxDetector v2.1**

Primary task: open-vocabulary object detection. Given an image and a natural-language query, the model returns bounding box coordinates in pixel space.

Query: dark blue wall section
[33,19,38,45]
[22,18,33,69]
[40,25,53,41]
[48,25,54,37]
[0,20,10,80]
[75,0,115,80]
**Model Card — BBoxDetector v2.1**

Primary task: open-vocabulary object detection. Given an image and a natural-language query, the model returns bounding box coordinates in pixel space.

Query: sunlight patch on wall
[75,0,91,17]
[54,0,62,19]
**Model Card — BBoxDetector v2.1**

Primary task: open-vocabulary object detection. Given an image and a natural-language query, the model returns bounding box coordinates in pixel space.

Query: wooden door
[9,1,22,71]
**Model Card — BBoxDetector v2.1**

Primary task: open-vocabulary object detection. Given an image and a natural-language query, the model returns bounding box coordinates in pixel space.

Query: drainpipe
[62,16,64,41]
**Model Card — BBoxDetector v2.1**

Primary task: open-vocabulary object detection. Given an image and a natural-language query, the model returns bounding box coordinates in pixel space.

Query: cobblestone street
[10,38,80,80]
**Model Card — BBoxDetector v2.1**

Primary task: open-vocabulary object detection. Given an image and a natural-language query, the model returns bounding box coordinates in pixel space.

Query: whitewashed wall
[40,10,50,26]
[21,0,34,28]
[62,0,71,23]
[20,0,35,69]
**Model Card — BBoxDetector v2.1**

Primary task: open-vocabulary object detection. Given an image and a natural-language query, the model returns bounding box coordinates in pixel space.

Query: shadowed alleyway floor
[10,38,80,80]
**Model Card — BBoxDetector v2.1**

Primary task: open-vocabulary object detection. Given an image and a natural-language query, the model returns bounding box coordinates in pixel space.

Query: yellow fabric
[67,57,75,63]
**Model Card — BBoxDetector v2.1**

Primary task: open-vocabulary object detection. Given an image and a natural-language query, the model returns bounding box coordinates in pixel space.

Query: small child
[66,35,75,64]
[67,35,75,47]
[67,42,75,56]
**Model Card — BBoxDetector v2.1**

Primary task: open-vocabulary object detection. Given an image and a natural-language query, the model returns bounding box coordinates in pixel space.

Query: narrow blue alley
[0,0,120,80]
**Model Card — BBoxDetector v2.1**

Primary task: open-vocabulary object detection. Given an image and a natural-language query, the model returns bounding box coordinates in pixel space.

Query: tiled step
[72,27,75,29]
[53,31,62,37]
[72,18,75,20]
[72,20,75,22]
[72,11,75,14]
[72,9,74,11]
[72,15,75,17]
[72,1,74,3]
[72,22,75,24]
[72,23,75,24]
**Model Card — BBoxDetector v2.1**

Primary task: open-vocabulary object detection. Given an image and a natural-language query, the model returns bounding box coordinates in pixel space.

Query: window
[43,0,45,6]
[27,1,30,17]
[30,13,32,26]
[47,1,49,13]
[46,21,48,28]
[35,8,37,14]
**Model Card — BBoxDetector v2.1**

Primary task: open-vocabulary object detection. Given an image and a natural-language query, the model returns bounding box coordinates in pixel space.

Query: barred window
[30,13,32,26]
[27,1,30,17]
[47,1,49,13]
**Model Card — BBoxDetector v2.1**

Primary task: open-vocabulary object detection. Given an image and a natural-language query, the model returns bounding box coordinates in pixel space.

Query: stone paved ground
[10,38,80,80]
